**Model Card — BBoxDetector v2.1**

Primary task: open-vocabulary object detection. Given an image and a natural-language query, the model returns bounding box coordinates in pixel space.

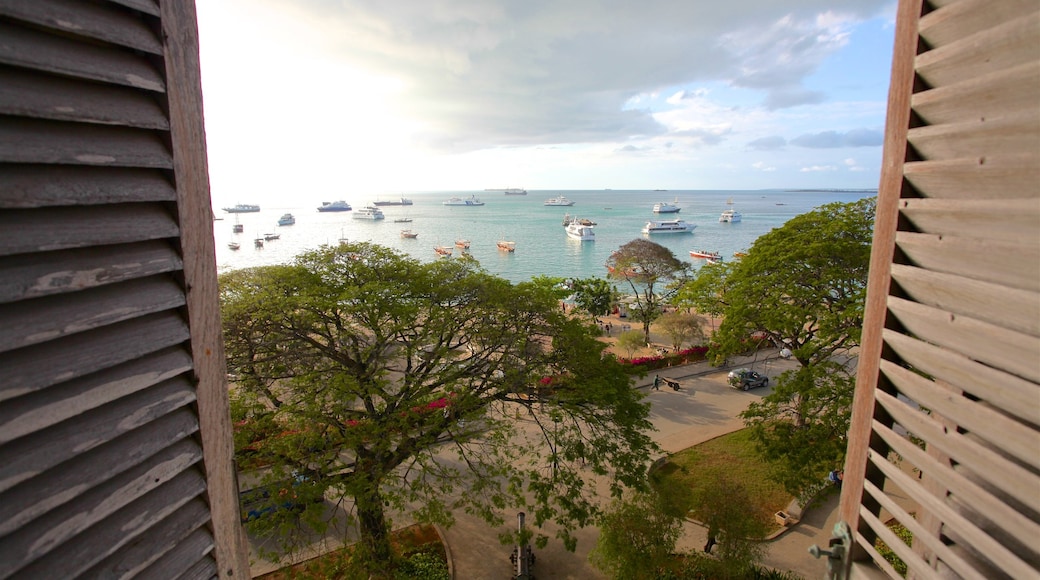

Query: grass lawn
[650,428,793,533]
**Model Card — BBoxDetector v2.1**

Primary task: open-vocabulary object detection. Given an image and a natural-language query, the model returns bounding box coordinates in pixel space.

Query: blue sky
[196,1,896,205]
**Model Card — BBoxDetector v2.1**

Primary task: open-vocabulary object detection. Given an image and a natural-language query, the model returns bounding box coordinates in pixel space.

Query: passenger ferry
[642,219,696,234]
[352,206,385,220]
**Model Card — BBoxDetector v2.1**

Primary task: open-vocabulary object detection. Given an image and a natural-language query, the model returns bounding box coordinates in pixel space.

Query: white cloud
[800,165,839,172]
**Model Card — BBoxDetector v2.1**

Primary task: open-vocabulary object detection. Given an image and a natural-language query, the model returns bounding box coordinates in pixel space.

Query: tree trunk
[356,485,393,568]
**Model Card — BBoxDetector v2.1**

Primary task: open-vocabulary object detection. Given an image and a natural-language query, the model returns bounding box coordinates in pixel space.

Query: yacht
[565,221,595,241]
[443,195,485,206]
[653,198,681,213]
[719,209,742,223]
[277,213,295,226]
[353,205,385,220]
[544,195,575,207]
[222,203,260,213]
[317,200,352,212]
[642,219,696,234]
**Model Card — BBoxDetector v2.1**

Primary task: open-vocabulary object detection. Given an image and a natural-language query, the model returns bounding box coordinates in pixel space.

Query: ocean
[214,189,876,284]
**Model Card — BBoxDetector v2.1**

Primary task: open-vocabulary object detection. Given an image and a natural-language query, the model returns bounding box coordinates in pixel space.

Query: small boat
[690,249,722,261]
[338,228,349,244]
[223,203,260,213]
[254,237,264,249]
[726,197,734,205]
[443,195,485,206]
[733,251,747,258]
[394,218,413,223]
[643,219,696,234]
[544,195,575,207]
[401,229,418,239]
[232,223,244,233]
[277,213,295,226]
[565,221,595,241]
[652,198,681,213]
[353,206,386,220]
[434,245,453,257]
[497,240,516,252]
[263,233,280,241]
[317,200,352,212]
[455,239,471,249]
[227,242,240,250]
[373,195,413,206]
[719,209,742,223]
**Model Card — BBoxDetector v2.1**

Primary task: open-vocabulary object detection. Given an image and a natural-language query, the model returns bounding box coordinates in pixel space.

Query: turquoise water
[214,189,875,284]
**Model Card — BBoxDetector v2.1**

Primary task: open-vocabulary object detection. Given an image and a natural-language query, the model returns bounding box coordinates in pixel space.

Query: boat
[263,233,280,241]
[373,195,413,206]
[565,221,595,241]
[497,240,516,252]
[562,214,596,226]
[254,237,264,248]
[485,188,527,195]
[352,205,385,220]
[690,249,723,261]
[719,209,742,223]
[393,218,413,223]
[223,203,260,213]
[277,213,295,226]
[455,239,471,249]
[228,242,240,250]
[443,195,484,206]
[733,251,747,258]
[642,219,697,234]
[401,229,418,239]
[434,245,453,257]
[726,197,734,205]
[232,223,244,233]
[653,198,681,213]
[544,195,575,207]
[317,200,352,212]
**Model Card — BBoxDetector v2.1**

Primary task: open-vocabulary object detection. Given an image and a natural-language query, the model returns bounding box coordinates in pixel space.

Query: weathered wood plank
[0,204,180,258]
[0,0,163,54]
[0,311,190,402]
[890,264,1039,336]
[0,378,196,493]
[0,166,176,208]
[918,0,1036,50]
[0,65,170,129]
[896,231,1040,292]
[12,470,207,579]
[0,20,164,91]
[170,554,219,580]
[0,438,203,563]
[0,241,182,304]
[0,117,172,167]
[916,12,1040,89]
[899,197,1040,244]
[903,154,1040,200]
[107,0,160,18]
[0,275,186,354]
[887,295,1040,384]
[92,509,213,580]
[907,109,1040,162]
[912,61,1040,126]
[0,346,192,444]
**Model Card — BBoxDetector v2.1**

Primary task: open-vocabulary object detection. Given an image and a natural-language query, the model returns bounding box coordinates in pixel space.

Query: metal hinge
[810,521,852,579]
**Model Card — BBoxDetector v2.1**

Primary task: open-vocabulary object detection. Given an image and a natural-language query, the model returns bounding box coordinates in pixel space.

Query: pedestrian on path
[704,526,718,553]
[653,375,661,390]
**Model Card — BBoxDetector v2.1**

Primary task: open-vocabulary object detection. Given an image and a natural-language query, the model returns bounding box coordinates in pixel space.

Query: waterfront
[214,189,875,283]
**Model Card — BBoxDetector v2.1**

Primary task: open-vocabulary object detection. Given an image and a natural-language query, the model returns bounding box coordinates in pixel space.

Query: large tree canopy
[221,243,656,571]
[677,197,875,497]
[605,239,688,343]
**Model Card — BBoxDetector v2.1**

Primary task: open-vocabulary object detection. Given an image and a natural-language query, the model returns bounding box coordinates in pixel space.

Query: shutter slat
[900,197,1040,243]
[0,65,171,129]
[891,264,1039,337]
[903,154,1040,200]
[918,0,1036,50]
[912,61,1040,126]
[109,0,159,18]
[171,554,218,580]
[916,11,1040,89]
[0,346,192,444]
[114,521,215,580]
[0,118,172,168]
[0,20,164,92]
[0,204,179,258]
[907,109,1040,161]
[0,0,163,54]
[896,231,1039,291]
[0,378,196,494]
[887,295,1040,383]
[1,311,190,402]
[0,275,186,354]
[883,330,1038,427]
[0,241,183,304]
[0,166,176,208]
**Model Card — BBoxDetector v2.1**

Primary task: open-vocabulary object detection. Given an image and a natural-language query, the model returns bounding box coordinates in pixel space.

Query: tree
[615,330,646,359]
[686,197,875,497]
[221,242,657,573]
[569,276,617,318]
[654,310,705,352]
[691,476,768,578]
[589,491,683,579]
[605,239,688,344]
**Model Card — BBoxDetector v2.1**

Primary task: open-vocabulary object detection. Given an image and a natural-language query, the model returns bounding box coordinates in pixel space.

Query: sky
[195,0,897,205]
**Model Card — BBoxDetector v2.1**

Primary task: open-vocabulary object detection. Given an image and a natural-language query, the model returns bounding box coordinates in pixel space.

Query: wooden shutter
[0,1,249,578]
[841,0,1040,578]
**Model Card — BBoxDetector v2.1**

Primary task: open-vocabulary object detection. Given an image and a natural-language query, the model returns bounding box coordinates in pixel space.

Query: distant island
[784,188,878,193]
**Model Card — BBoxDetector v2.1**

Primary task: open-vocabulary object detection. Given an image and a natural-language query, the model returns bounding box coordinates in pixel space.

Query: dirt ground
[579,306,719,359]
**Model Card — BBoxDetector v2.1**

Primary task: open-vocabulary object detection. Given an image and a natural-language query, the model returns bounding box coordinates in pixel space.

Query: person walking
[653,375,661,390]
[704,526,718,553]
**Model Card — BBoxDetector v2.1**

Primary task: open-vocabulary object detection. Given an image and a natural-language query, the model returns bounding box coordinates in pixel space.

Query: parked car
[239,472,320,522]
[727,368,769,390]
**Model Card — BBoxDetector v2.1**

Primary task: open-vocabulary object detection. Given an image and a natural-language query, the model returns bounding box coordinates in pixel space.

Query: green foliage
[605,239,689,343]
[570,276,617,317]
[589,491,683,579]
[222,242,657,567]
[394,546,450,580]
[615,329,646,358]
[875,519,913,577]
[654,310,705,352]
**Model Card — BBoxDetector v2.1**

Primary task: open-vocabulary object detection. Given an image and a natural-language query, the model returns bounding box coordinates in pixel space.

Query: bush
[618,346,709,371]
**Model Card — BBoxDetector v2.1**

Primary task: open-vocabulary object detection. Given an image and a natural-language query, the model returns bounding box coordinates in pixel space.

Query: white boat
[223,203,260,213]
[401,229,418,239]
[232,223,244,233]
[653,198,681,213]
[544,195,575,206]
[565,221,595,241]
[227,242,240,250]
[317,200,352,212]
[443,195,484,206]
[254,237,264,249]
[562,214,596,226]
[373,195,413,206]
[263,233,280,241]
[277,213,295,226]
[497,240,516,252]
[394,218,413,223]
[353,206,385,220]
[719,209,742,223]
[690,249,723,261]
[643,219,696,234]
